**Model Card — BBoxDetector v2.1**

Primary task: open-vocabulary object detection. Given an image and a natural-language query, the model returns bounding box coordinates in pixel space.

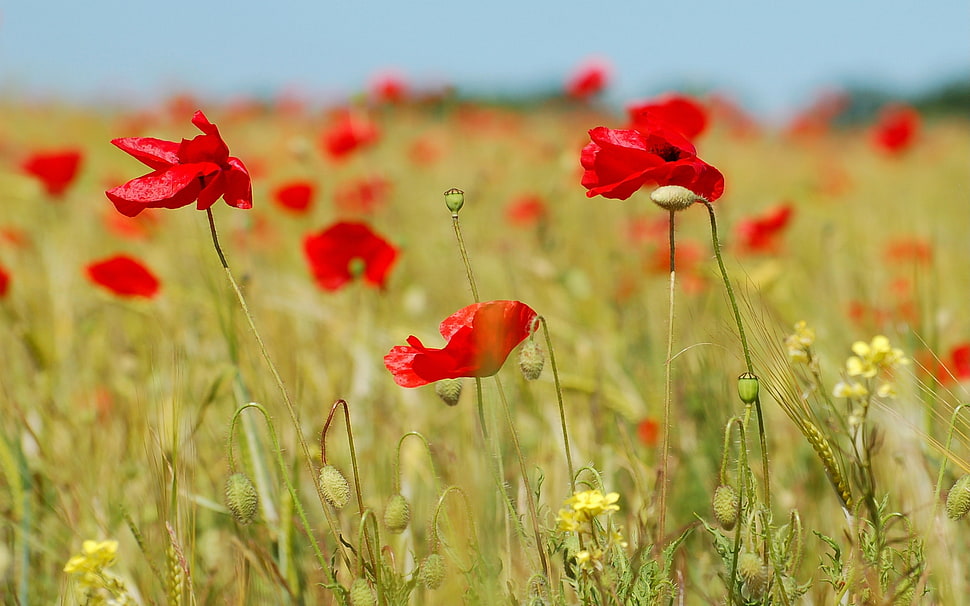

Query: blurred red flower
[21,149,83,197]
[273,180,316,213]
[565,59,610,100]
[885,237,932,265]
[735,204,794,254]
[86,254,160,298]
[627,94,708,141]
[637,418,659,447]
[938,344,970,384]
[370,71,408,104]
[303,222,397,291]
[103,208,160,240]
[320,110,379,160]
[505,194,548,227]
[384,300,538,387]
[871,104,920,154]
[0,265,10,297]
[105,110,252,217]
[581,127,724,202]
[334,176,391,214]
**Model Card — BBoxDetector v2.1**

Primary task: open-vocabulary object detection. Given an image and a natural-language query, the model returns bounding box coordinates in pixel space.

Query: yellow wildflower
[833,381,868,399]
[785,321,815,364]
[563,490,620,519]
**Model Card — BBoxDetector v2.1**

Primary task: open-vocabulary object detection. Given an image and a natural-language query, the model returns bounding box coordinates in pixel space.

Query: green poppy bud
[225,473,259,525]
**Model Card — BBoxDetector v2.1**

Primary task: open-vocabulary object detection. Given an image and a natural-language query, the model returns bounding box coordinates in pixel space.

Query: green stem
[539,316,575,491]
[205,209,350,565]
[934,404,967,516]
[658,209,676,549]
[702,201,771,511]
[452,213,480,303]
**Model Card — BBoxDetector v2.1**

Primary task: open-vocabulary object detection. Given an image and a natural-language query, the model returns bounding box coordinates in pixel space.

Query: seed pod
[443,187,464,214]
[435,378,462,406]
[383,494,411,534]
[712,484,740,530]
[419,553,446,589]
[945,474,970,521]
[518,338,545,381]
[318,464,352,510]
[225,473,259,525]
[737,372,759,404]
[349,578,376,606]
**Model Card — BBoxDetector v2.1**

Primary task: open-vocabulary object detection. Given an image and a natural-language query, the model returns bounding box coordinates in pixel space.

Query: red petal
[111,137,179,169]
[222,157,253,210]
[86,254,160,298]
[105,165,209,217]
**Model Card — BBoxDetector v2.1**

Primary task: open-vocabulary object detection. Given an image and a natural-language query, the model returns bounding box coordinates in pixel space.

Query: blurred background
[2,0,968,122]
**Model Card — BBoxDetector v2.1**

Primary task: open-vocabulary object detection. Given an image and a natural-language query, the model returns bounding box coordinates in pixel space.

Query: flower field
[0,88,968,604]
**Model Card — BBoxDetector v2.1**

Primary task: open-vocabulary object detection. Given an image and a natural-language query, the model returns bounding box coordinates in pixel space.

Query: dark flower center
[649,142,685,162]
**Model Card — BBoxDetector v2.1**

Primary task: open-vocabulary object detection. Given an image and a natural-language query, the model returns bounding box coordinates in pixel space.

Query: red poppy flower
[637,418,659,447]
[273,180,316,213]
[303,222,397,291]
[384,300,538,387]
[871,104,920,154]
[0,265,10,297]
[21,149,83,197]
[938,344,970,384]
[320,110,379,160]
[86,254,160,299]
[371,71,408,104]
[334,176,391,214]
[566,59,610,100]
[581,127,724,202]
[627,94,708,141]
[735,204,794,254]
[105,110,253,217]
[505,194,548,227]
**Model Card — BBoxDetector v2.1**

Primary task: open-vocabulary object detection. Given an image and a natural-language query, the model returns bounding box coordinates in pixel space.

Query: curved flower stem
[658,209,676,549]
[701,201,771,512]
[205,209,349,564]
[321,399,365,515]
[539,316,575,491]
[228,403,334,582]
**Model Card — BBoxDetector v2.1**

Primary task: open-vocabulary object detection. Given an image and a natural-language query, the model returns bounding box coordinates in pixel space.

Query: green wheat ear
[801,420,853,509]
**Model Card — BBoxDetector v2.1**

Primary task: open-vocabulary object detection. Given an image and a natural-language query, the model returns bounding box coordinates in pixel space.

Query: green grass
[0,98,968,604]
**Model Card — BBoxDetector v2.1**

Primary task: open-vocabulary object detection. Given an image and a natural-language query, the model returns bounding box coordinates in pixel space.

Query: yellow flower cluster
[785,321,815,364]
[556,490,620,532]
[556,490,626,573]
[834,335,908,401]
[64,539,133,606]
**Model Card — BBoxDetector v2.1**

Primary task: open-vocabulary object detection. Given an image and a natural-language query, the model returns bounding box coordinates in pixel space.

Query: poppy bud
[225,473,259,525]
[443,187,464,214]
[945,474,970,521]
[737,373,760,404]
[518,338,544,380]
[649,185,702,211]
[419,553,446,589]
[383,494,411,534]
[318,464,352,510]
[349,578,376,606]
[712,484,740,530]
[737,552,769,600]
[435,378,463,406]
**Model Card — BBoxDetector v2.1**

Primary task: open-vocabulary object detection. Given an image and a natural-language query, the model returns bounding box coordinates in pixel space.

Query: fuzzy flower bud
[443,187,464,214]
[383,494,411,534]
[349,578,377,606]
[737,552,770,600]
[650,185,703,211]
[225,473,259,525]
[318,464,352,510]
[712,484,740,530]
[737,372,759,404]
[419,553,446,589]
[945,474,970,521]
[435,378,463,406]
[518,338,545,380]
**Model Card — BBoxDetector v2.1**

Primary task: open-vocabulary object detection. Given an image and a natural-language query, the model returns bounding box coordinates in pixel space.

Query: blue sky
[2,1,967,121]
